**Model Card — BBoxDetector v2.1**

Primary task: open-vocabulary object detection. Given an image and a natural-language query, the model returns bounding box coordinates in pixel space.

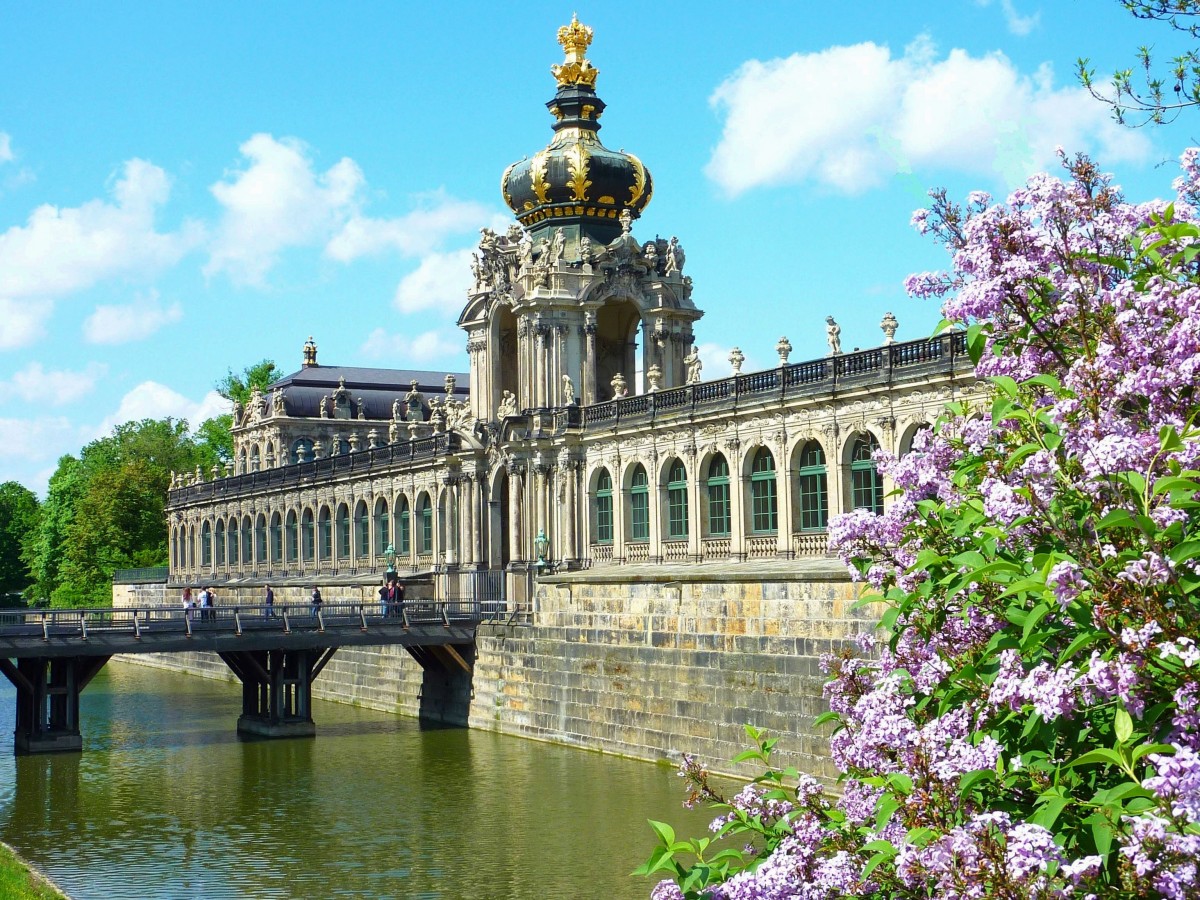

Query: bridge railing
[0,600,495,640]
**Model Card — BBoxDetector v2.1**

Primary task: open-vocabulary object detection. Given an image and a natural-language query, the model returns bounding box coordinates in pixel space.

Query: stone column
[649,458,663,563]
[728,442,746,560]
[583,313,597,405]
[688,456,702,561]
[776,439,795,559]
[508,463,525,562]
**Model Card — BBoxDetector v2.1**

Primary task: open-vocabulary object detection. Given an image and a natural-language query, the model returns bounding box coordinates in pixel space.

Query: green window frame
[318,509,332,560]
[241,518,252,565]
[797,441,829,531]
[595,470,613,544]
[355,502,369,557]
[751,448,778,533]
[215,520,225,566]
[301,510,315,562]
[255,516,267,564]
[630,465,649,542]
[375,500,390,555]
[397,498,411,555]
[201,521,212,566]
[707,455,731,537]
[286,511,299,563]
[336,506,350,559]
[229,520,239,566]
[270,514,283,564]
[851,435,884,514]
[667,460,688,540]
[419,496,433,554]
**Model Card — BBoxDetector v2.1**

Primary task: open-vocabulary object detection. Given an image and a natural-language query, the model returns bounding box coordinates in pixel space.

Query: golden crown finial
[552,15,599,88]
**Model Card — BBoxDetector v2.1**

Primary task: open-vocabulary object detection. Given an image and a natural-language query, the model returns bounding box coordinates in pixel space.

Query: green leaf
[1132,743,1175,763]
[1114,707,1133,745]
[1069,748,1125,768]
[861,845,898,880]
[1029,796,1071,830]
[648,820,676,847]
[631,845,678,877]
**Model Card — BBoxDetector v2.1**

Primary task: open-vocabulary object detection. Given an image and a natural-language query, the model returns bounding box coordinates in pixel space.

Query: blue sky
[0,1,1195,495]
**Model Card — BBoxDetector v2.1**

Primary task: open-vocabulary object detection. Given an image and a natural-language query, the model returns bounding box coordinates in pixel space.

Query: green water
[0,662,708,899]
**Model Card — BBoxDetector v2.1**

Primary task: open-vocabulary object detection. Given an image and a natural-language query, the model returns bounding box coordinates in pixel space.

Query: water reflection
[0,662,706,899]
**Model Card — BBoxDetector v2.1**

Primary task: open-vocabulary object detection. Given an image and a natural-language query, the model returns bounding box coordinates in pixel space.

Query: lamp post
[534,528,549,570]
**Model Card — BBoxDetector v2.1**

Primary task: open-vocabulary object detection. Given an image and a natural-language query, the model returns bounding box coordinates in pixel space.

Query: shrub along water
[639,151,1200,898]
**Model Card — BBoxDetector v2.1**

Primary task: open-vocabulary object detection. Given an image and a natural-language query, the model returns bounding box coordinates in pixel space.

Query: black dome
[500,17,652,243]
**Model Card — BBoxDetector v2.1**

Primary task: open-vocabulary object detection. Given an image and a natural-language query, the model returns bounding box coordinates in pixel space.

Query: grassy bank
[0,841,66,899]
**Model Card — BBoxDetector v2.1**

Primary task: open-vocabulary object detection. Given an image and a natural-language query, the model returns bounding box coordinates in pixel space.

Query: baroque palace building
[165,17,980,602]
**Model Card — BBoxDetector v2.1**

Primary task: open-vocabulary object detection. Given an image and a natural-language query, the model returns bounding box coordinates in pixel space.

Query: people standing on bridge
[394,579,405,617]
[198,587,212,622]
[206,587,217,621]
[182,587,193,621]
[378,579,390,618]
[310,586,323,619]
[264,584,275,618]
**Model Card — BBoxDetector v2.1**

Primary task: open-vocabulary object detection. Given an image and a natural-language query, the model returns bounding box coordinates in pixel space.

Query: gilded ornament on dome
[500,161,517,210]
[626,152,647,207]
[557,15,593,59]
[565,143,592,201]
[529,150,551,204]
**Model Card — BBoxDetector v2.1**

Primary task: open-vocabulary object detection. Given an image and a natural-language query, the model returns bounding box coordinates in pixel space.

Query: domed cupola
[501,16,653,246]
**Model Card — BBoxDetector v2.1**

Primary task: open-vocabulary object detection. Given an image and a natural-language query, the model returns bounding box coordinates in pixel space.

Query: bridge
[0,601,491,754]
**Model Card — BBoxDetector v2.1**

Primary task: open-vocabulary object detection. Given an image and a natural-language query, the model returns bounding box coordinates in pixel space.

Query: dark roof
[270,365,468,392]
[267,365,469,422]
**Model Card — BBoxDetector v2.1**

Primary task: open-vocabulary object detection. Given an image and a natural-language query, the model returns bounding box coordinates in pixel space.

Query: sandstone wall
[115,562,878,780]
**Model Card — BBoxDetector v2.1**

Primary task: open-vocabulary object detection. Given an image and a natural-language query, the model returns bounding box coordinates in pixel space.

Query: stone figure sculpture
[498,390,518,418]
[611,372,628,399]
[826,316,843,356]
[684,347,703,385]
[562,373,575,405]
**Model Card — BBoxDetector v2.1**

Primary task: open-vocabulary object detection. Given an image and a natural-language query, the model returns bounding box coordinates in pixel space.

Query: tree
[200,359,280,464]
[21,456,86,605]
[1079,1,1200,125]
[641,153,1200,898]
[0,481,39,599]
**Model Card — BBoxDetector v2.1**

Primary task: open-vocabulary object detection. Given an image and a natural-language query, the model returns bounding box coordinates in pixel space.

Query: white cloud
[206,134,364,285]
[0,158,202,349]
[326,191,492,262]
[0,298,53,349]
[393,249,473,314]
[0,133,12,164]
[0,361,107,406]
[96,382,228,436]
[977,0,1040,36]
[706,38,1149,196]
[0,416,78,461]
[360,327,464,366]
[83,291,183,344]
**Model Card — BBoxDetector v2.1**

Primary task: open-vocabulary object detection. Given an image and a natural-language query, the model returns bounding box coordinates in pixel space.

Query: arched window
[397,497,411,555]
[242,516,253,564]
[336,505,351,559]
[255,514,267,564]
[201,521,212,566]
[667,460,688,540]
[629,464,649,542]
[270,512,283,564]
[215,519,226,566]
[238,448,247,475]
[851,434,884,514]
[418,495,433,554]
[171,531,178,569]
[797,441,829,531]
[594,470,613,544]
[286,510,298,563]
[229,518,239,565]
[707,455,731,537]
[292,438,314,464]
[318,507,332,560]
[355,501,370,557]
[751,448,778,533]
[250,445,261,472]
[301,509,315,562]
[265,442,276,468]
[374,498,390,555]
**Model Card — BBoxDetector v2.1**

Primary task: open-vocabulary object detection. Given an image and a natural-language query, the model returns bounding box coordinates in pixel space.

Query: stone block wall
[114,561,879,780]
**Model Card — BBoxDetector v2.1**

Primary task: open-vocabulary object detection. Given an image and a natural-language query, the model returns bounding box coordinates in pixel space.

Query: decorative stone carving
[368,429,378,450]
[562,374,575,406]
[405,380,424,422]
[880,311,899,345]
[357,398,366,420]
[646,363,662,392]
[498,390,518,419]
[826,317,842,356]
[684,347,702,385]
[776,336,792,366]
[271,388,286,417]
[729,347,745,374]
[664,236,684,275]
[610,372,628,399]
[319,395,329,418]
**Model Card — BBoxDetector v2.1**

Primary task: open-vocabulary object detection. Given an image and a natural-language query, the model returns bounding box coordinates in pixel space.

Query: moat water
[0,662,708,899]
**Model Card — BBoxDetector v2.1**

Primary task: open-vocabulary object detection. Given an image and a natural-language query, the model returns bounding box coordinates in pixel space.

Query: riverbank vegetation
[0,841,66,900]
[640,145,1200,900]
[0,360,276,608]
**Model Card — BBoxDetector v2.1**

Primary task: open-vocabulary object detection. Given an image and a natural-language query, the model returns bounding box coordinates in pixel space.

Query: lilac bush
[638,150,1200,898]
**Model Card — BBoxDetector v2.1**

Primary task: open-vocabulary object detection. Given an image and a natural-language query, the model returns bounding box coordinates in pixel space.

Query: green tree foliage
[201,359,280,464]
[24,419,215,608]
[0,481,39,599]
[1079,1,1200,125]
